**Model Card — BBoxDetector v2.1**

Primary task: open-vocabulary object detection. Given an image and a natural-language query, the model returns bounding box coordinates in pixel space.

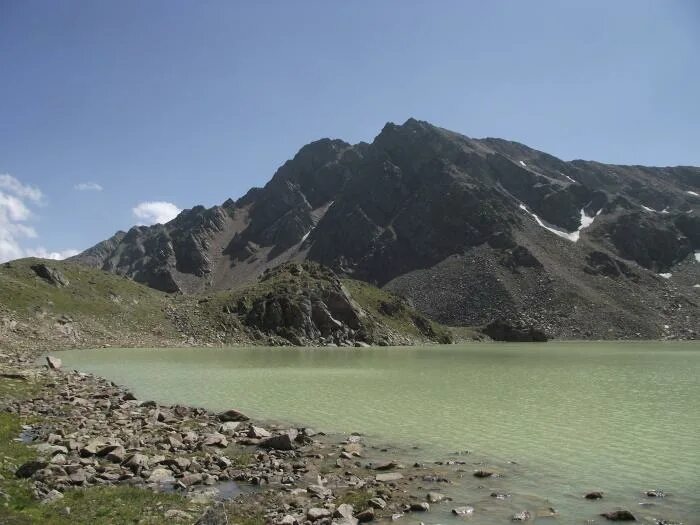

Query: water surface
[60,342,700,523]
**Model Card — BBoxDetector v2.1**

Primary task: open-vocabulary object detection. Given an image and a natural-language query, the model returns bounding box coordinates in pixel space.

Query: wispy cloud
[0,173,43,202]
[0,173,78,263]
[74,182,103,191]
[132,201,181,225]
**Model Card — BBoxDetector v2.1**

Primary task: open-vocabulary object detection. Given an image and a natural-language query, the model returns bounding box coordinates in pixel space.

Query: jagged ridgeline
[69,118,700,340]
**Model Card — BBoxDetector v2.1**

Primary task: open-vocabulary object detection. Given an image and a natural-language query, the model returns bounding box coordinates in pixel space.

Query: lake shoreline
[2,343,695,524]
[1,345,532,524]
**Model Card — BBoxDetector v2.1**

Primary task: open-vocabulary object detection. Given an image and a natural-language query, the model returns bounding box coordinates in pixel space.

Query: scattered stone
[512,510,531,521]
[585,491,604,500]
[490,492,510,500]
[473,470,493,478]
[41,489,64,504]
[645,489,665,498]
[409,502,429,512]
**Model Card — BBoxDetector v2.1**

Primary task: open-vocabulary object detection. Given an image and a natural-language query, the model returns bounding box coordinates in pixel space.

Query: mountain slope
[70,119,700,339]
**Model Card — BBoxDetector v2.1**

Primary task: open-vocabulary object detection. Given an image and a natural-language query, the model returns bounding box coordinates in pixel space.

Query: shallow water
[59,342,700,523]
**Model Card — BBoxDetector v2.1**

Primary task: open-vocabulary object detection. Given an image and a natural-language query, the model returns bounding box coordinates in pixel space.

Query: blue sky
[1,1,699,261]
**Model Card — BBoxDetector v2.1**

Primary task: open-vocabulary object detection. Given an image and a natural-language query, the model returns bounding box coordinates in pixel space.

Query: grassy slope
[1,259,458,352]
[0,258,182,352]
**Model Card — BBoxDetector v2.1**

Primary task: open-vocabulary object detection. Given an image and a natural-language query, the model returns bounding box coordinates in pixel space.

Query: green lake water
[59,342,700,524]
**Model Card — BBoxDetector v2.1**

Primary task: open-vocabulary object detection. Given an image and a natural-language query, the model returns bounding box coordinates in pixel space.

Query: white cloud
[25,247,80,260]
[132,201,181,225]
[74,182,103,191]
[0,174,43,202]
[0,174,78,263]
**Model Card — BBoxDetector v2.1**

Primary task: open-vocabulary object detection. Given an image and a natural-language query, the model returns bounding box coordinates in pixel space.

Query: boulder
[247,425,272,439]
[201,433,228,448]
[368,498,386,510]
[218,409,249,422]
[426,492,446,503]
[260,430,298,450]
[46,356,62,370]
[148,467,176,484]
[355,508,375,523]
[409,502,429,512]
[307,508,332,521]
[585,491,604,500]
[15,461,48,478]
[31,263,69,287]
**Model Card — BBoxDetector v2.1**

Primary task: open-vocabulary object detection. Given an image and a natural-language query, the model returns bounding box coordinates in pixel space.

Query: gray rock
[368,498,386,510]
[600,510,637,521]
[201,433,228,448]
[218,409,249,422]
[426,492,446,503]
[409,502,429,512]
[15,461,47,478]
[247,425,272,439]
[148,467,175,484]
[218,421,241,434]
[260,430,298,450]
[307,507,332,521]
[452,506,475,517]
[355,508,375,522]
[375,472,403,482]
[46,356,62,370]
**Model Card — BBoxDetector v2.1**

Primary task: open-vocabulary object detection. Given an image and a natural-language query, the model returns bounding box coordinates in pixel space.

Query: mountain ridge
[70,119,700,339]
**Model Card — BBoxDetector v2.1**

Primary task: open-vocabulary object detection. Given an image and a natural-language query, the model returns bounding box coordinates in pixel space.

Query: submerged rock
[601,510,637,521]
[585,491,604,500]
[452,506,475,517]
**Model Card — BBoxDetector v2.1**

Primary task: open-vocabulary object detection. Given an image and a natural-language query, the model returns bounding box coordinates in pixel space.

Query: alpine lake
[59,342,700,524]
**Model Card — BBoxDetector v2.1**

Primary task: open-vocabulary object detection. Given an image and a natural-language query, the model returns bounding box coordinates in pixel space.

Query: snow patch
[641,205,656,213]
[519,205,601,243]
[658,273,672,279]
[301,227,314,243]
[687,190,699,197]
[694,284,700,288]
[519,160,527,167]
[695,251,700,263]
[564,174,577,183]
[661,207,670,214]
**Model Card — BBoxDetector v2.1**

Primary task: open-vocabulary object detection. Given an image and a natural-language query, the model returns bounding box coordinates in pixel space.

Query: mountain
[70,119,700,339]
